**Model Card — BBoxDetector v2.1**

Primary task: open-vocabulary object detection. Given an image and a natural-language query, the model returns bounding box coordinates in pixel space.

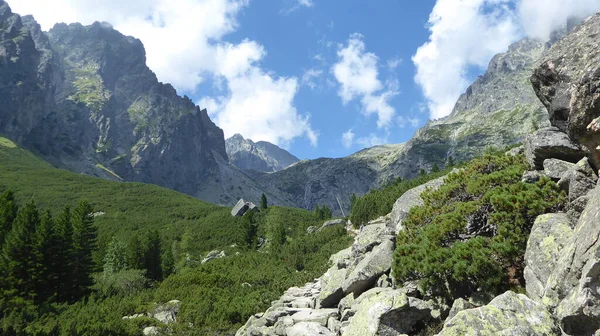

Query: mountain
[225,134,300,173]
[0,1,294,207]
[254,37,550,215]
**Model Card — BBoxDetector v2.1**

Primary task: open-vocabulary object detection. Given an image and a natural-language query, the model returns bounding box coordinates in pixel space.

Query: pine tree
[103,237,129,274]
[350,194,357,212]
[419,169,426,176]
[432,163,440,173]
[314,205,320,219]
[144,230,162,281]
[55,206,74,302]
[0,190,18,247]
[35,210,61,303]
[0,201,42,303]
[161,242,175,279]
[260,193,268,209]
[447,156,455,167]
[70,201,97,300]
[241,211,258,250]
[127,235,145,270]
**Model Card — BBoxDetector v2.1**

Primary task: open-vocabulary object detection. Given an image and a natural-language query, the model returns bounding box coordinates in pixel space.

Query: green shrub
[393,154,565,298]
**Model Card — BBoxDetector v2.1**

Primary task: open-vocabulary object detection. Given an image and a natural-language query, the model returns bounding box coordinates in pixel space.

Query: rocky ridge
[226,134,300,173]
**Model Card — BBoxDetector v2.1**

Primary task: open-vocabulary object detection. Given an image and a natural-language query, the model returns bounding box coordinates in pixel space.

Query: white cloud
[413,0,519,120]
[518,0,600,40]
[301,69,323,90]
[199,68,318,147]
[357,133,388,148]
[387,57,403,70]
[413,0,600,121]
[332,34,398,128]
[342,129,355,148]
[280,0,314,15]
[397,116,420,128]
[9,0,317,147]
[297,0,314,7]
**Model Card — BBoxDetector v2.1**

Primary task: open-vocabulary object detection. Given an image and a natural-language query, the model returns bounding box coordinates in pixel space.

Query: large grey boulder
[391,173,450,234]
[549,185,600,335]
[201,250,225,264]
[231,199,258,217]
[524,213,573,302]
[143,327,160,336]
[286,322,334,336]
[342,240,394,297]
[543,158,574,180]
[557,157,598,201]
[438,291,561,336]
[446,298,476,322]
[290,309,338,326]
[317,266,347,309]
[524,127,584,170]
[342,288,434,336]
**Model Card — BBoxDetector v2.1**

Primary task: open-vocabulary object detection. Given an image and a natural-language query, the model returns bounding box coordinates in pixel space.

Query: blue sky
[9,0,600,160]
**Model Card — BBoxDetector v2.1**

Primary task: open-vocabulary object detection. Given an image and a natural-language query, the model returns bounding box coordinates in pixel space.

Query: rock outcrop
[226,134,300,173]
[531,13,600,170]
[438,291,561,336]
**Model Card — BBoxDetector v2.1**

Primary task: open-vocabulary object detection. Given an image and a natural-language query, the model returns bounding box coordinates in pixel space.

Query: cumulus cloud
[356,133,389,148]
[280,0,314,15]
[413,0,600,120]
[341,129,355,148]
[518,0,600,40]
[387,57,403,70]
[9,0,317,147]
[332,34,398,128]
[397,116,420,128]
[301,69,323,90]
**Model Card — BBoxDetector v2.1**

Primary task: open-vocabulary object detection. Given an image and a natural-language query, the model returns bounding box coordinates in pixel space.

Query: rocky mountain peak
[225,134,300,173]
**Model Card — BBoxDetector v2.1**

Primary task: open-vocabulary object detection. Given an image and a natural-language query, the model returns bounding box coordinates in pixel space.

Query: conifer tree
[0,190,18,247]
[35,210,61,303]
[71,201,97,299]
[0,201,42,302]
[127,235,145,270]
[144,230,162,281]
[55,206,74,302]
[161,243,175,279]
[447,156,455,167]
[432,163,440,173]
[260,193,268,209]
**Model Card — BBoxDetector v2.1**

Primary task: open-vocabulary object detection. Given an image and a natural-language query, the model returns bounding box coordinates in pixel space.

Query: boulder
[328,247,351,269]
[391,173,450,233]
[342,289,434,336]
[290,309,338,326]
[524,213,573,302]
[317,266,346,308]
[550,185,600,335]
[152,300,181,324]
[438,291,560,336]
[286,322,334,336]
[201,250,225,264]
[319,219,346,231]
[342,240,394,297]
[231,198,259,217]
[543,158,574,180]
[352,222,394,256]
[143,327,160,336]
[446,298,476,322]
[306,226,317,234]
[524,127,584,170]
[557,157,597,201]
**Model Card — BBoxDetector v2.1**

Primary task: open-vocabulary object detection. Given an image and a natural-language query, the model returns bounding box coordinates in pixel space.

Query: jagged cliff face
[226,134,300,173]
[0,1,292,206]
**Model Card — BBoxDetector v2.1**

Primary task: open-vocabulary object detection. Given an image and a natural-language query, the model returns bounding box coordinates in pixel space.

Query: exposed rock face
[531,13,600,170]
[438,291,561,336]
[226,134,300,173]
[231,199,258,217]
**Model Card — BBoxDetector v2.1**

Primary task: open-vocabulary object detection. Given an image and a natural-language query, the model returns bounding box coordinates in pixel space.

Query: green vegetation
[0,137,352,335]
[392,153,565,298]
[68,62,111,114]
[349,167,452,227]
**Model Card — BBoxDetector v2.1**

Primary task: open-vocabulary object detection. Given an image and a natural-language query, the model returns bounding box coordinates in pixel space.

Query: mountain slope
[257,37,549,216]
[0,2,293,208]
[226,134,300,172]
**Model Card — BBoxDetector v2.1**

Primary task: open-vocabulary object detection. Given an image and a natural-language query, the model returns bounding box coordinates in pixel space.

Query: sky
[7,0,600,159]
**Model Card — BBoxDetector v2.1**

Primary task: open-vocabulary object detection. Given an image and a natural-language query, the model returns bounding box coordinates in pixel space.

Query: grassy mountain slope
[0,136,352,335]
